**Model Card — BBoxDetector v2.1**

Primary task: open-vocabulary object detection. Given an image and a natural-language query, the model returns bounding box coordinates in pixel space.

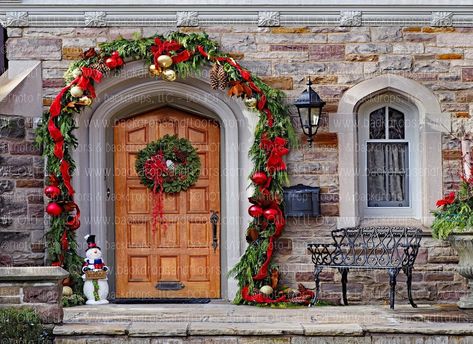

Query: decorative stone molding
[176,11,198,27]
[340,11,362,27]
[431,11,453,27]
[258,11,280,27]
[84,11,106,27]
[5,11,27,27]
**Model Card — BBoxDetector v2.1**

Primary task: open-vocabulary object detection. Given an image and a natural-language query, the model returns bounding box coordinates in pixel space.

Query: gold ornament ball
[62,286,73,297]
[244,97,257,109]
[70,86,84,98]
[157,55,173,68]
[149,64,161,76]
[72,68,82,78]
[259,285,273,296]
[162,69,177,82]
[79,96,92,106]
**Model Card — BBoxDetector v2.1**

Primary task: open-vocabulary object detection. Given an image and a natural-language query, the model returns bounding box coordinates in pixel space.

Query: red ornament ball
[44,185,61,199]
[105,57,117,69]
[248,205,263,218]
[251,171,268,186]
[263,208,278,221]
[46,202,63,217]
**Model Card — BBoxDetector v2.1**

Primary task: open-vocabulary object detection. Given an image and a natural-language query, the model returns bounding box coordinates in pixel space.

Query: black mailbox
[283,184,320,217]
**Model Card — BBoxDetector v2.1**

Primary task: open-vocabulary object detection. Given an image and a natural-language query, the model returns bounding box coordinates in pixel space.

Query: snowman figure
[82,234,109,305]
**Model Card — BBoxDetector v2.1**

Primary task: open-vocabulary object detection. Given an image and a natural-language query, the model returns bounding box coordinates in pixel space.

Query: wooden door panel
[114,107,220,299]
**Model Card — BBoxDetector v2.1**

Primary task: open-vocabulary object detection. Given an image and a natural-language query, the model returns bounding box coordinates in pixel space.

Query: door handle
[106,187,111,200]
[210,210,219,252]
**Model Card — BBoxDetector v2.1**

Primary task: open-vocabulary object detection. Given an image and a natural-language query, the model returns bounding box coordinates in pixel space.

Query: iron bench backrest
[309,226,422,269]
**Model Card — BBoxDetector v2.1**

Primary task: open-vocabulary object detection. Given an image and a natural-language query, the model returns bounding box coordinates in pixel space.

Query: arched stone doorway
[71,61,258,300]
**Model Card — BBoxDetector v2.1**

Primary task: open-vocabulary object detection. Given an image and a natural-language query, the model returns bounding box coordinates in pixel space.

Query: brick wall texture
[4,25,473,304]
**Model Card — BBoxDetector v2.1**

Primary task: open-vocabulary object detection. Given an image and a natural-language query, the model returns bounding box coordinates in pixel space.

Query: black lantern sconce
[294,77,326,147]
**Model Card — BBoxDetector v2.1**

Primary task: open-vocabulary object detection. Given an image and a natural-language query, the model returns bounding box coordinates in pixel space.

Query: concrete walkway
[54,302,473,343]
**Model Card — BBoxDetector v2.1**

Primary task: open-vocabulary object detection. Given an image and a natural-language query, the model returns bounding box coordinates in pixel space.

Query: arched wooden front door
[113,107,221,299]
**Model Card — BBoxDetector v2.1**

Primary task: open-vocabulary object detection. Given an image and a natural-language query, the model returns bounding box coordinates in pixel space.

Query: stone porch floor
[53,302,473,343]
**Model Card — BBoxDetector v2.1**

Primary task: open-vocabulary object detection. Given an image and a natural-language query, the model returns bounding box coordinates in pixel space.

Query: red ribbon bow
[260,135,289,173]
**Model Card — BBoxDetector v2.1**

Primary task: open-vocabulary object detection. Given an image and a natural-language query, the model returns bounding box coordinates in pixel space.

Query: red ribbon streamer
[48,67,103,197]
[143,152,169,232]
[253,236,274,281]
[241,285,287,304]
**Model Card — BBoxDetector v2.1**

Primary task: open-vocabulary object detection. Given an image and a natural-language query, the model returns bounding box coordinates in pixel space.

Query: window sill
[359,218,430,233]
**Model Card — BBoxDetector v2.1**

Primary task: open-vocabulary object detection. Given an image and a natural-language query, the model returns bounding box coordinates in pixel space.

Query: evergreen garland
[35,31,297,305]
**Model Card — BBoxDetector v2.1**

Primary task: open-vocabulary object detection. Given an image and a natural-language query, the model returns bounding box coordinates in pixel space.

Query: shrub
[0,307,52,343]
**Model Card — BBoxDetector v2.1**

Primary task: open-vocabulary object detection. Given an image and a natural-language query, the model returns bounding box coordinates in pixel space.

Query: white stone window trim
[357,97,421,219]
[330,74,450,229]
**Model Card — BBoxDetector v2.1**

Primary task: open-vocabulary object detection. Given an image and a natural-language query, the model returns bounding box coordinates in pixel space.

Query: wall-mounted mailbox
[283,184,320,217]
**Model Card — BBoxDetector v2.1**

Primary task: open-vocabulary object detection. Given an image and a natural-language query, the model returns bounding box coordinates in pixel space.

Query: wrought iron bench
[307,226,422,309]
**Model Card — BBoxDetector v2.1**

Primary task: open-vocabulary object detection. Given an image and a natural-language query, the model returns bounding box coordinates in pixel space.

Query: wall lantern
[294,78,326,147]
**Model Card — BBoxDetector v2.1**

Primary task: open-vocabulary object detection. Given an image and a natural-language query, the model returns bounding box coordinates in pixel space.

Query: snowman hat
[84,234,101,252]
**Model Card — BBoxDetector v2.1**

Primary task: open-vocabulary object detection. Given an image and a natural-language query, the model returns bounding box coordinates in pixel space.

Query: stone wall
[4,25,471,303]
[0,266,68,323]
[0,113,45,267]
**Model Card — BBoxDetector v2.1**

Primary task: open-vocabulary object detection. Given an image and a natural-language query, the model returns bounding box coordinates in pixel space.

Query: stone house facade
[0,3,472,304]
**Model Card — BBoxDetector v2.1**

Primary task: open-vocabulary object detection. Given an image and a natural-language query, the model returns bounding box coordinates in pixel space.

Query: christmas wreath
[135,135,200,228]
[35,31,300,306]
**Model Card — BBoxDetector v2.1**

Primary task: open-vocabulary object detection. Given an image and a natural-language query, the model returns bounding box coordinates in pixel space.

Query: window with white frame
[358,97,420,218]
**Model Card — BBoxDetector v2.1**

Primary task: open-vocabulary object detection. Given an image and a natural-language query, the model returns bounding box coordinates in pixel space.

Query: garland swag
[35,31,298,304]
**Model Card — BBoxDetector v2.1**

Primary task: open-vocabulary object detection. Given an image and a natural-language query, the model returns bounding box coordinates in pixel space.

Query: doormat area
[112,298,211,304]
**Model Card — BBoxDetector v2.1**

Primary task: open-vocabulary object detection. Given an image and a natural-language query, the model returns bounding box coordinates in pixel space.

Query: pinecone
[217,64,228,90]
[210,63,219,90]
[90,61,110,74]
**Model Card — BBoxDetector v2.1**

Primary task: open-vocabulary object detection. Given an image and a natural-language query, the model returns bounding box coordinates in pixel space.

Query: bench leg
[388,268,400,309]
[338,268,349,306]
[403,266,417,308]
[310,266,323,307]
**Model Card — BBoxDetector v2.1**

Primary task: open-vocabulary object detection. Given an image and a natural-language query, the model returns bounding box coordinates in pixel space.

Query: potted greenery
[432,130,473,308]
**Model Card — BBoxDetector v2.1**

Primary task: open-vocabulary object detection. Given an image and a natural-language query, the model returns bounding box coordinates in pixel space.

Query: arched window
[357,96,420,218]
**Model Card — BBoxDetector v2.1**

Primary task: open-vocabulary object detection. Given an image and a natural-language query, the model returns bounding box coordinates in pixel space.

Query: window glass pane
[369,108,385,139]
[366,142,409,207]
[388,107,405,139]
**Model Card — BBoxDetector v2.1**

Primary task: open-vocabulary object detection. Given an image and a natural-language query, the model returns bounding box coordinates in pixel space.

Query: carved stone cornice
[1,3,473,28]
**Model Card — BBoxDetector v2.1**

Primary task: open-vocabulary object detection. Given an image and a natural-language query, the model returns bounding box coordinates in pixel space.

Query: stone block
[393,43,424,54]
[379,55,412,71]
[221,34,256,53]
[23,285,60,303]
[15,179,43,188]
[346,44,390,55]
[345,54,378,62]
[9,142,41,155]
[128,322,188,337]
[462,68,473,81]
[403,33,436,42]
[256,33,326,45]
[260,76,293,90]
[0,286,20,296]
[309,45,345,61]
[62,47,84,60]
[371,27,402,42]
[328,32,370,43]
[438,33,473,47]
[6,38,62,60]
[0,180,14,194]
[0,296,21,304]
[0,116,25,140]
[413,60,450,73]
[437,53,463,60]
